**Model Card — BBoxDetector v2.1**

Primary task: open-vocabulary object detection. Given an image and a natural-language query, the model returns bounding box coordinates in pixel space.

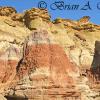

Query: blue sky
[0,0,100,24]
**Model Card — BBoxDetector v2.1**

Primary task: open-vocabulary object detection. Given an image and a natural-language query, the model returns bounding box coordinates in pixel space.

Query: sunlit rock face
[5,30,79,100]
[0,6,100,100]
[16,29,79,87]
[78,16,90,25]
[24,8,51,30]
[0,6,17,16]
[0,43,22,84]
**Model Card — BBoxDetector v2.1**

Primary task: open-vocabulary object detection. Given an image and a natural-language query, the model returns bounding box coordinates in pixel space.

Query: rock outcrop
[11,13,24,22]
[53,18,78,27]
[78,16,90,25]
[5,30,79,100]
[16,29,79,86]
[0,6,99,100]
[0,7,16,16]
[24,8,51,29]
[0,42,22,93]
[92,41,100,67]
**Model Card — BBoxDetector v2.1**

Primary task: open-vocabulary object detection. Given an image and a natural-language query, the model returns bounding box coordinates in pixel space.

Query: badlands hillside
[0,6,100,100]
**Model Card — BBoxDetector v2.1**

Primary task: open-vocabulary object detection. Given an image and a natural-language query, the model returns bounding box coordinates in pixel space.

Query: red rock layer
[17,44,79,87]
[0,60,18,83]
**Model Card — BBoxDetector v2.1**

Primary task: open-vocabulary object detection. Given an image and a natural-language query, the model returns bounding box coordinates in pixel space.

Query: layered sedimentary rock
[24,8,51,29]
[72,16,94,31]
[0,6,100,100]
[11,13,24,22]
[17,29,79,85]
[78,16,90,25]
[0,42,22,93]
[5,29,79,100]
[0,7,16,16]
[53,18,78,27]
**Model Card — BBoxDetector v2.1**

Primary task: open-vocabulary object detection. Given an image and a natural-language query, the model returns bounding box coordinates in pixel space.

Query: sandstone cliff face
[0,42,22,93]
[16,30,79,86]
[0,6,99,100]
[4,30,79,100]
[24,8,51,30]
[78,16,90,25]
[0,7,16,16]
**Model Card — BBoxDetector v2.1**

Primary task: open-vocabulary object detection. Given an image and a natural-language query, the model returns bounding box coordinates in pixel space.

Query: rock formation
[17,29,79,86]
[11,13,24,22]
[0,42,22,93]
[0,6,99,100]
[53,18,78,28]
[0,7,16,16]
[24,8,51,29]
[4,29,79,100]
[78,16,90,25]
[92,41,100,67]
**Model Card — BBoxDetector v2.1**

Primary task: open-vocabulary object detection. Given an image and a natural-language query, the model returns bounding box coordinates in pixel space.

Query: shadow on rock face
[92,41,100,68]
[91,41,100,81]
[5,96,28,100]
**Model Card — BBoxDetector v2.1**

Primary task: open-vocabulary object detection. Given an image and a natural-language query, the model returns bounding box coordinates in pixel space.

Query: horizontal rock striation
[0,42,22,93]
[5,30,80,100]
[0,6,17,16]
[16,30,79,86]
[24,8,51,29]
[0,6,99,100]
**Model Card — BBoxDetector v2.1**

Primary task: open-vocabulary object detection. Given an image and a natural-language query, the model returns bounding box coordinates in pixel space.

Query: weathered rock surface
[16,30,79,86]
[53,18,78,27]
[78,16,90,25]
[92,41,100,67]
[0,7,16,16]
[0,6,99,100]
[0,42,22,93]
[0,94,7,100]
[3,29,80,100]
[24,8,51,29]
[11,13,24,22]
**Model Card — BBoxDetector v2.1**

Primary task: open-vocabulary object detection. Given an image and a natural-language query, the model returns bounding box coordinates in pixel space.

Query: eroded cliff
[0,6,99,100]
